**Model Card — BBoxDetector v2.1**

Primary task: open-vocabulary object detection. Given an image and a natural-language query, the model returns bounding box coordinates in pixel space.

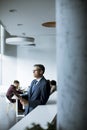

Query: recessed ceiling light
[42,21,56,27]
[9,9,17,12]
[17,24,23,26]
[22,33,26,35]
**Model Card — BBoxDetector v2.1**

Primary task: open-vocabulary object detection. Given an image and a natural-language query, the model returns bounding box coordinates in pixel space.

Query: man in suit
[20,64,50,115]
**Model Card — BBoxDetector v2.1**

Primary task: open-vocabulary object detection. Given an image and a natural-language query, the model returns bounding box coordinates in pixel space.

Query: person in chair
[6,80,22,103]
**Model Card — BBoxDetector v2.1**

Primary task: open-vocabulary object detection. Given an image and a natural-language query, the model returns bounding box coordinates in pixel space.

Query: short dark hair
[14,80,19,84]
[34,64,45,73]
[50,80,56,86]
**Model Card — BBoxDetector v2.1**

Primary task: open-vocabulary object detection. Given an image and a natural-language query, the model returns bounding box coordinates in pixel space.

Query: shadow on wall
[4,44,17,57]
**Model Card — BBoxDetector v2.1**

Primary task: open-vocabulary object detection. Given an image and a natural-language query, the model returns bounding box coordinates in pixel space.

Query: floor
[0,93,17,130]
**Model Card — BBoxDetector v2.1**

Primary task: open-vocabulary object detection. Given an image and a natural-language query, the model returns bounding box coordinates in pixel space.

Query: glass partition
[0,24,3,85]
[0,25,1,54]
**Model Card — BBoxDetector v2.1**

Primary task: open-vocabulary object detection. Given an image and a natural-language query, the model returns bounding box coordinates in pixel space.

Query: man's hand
[19,97,29,106]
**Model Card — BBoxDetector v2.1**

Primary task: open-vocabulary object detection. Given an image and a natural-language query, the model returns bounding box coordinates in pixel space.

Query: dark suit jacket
[24,76,50,115]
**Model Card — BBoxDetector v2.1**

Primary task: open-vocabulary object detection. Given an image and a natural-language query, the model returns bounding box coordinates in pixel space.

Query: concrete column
[0,25,5,84]
[1,25,5,54]
[56,0,87,130]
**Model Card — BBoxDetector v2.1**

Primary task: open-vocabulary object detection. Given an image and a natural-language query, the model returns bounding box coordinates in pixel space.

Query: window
[0,25,1,54]
[0,25,2,85]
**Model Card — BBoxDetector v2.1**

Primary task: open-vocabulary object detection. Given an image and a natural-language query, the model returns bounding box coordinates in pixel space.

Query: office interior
[0,0,87,130]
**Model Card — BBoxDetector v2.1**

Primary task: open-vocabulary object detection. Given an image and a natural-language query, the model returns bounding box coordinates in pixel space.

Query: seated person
[6,80,23,103]
[6,80,24,112]
[50,80,57,95]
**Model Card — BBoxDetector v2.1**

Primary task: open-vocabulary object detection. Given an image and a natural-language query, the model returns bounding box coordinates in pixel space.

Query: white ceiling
[0,0,56,39]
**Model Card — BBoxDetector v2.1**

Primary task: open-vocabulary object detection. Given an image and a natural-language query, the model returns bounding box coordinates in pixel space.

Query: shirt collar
[36,77,42,82]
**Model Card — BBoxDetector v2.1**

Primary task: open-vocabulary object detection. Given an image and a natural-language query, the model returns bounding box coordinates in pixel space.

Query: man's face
[15,83,19,89]
[33,66,43,78]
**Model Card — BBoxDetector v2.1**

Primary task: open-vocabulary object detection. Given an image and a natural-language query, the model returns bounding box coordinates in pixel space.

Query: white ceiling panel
[0,0,56,38]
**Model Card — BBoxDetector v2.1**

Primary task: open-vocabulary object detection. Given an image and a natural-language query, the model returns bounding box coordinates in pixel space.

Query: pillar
[0,25,5,84]
[56,0,87,130]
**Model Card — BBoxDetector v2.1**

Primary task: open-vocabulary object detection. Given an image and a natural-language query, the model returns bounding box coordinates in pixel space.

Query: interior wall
[1,45,17,86]
[17,36,56,88]
[0,30,17,86]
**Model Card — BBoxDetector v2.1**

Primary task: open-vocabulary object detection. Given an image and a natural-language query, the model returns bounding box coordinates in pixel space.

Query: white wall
[1,44,17,86]
[2,55,17,85]
[1,30,17,86]
[17,36,56,88]
[2,48,17,85]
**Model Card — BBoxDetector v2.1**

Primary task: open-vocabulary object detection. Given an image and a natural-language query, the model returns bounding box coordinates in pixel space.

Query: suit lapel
[29,77,44,96]
[30,80,38,95]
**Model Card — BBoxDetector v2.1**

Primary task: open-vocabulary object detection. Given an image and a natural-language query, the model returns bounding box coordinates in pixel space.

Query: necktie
[32,80,38,93]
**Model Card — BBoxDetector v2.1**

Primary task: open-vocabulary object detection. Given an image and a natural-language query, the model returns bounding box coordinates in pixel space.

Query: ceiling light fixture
[22,32,26,36]
[17,24,23,26]
[42,21,56,27]
[6,37,35,46]
[9,9,17,13]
